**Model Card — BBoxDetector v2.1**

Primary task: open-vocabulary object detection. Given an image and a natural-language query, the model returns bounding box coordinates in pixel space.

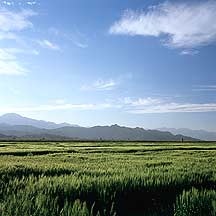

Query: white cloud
[81,79,117,91]
[0,8,37,75]
[0,48,38,75]
[110,1,216,49]
[0,9,36,32]
[0,8,36,42]
[0,48,28,75]
[0,60,28,75]
[37,39,60,51]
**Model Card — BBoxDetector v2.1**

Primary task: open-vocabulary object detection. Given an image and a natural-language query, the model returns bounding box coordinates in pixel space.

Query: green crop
[0,141,215,215]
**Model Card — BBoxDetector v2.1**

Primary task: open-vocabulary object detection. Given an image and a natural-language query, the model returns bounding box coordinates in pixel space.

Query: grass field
[0,141,215,216]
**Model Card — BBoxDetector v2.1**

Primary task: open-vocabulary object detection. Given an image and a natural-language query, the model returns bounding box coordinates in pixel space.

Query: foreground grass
[0,141,215,215]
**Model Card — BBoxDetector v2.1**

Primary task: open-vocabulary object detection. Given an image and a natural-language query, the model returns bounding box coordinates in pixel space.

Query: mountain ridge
[0,113,199,141]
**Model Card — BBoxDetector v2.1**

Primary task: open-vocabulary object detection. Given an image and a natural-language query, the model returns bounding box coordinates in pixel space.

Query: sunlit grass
[0,141,215,215]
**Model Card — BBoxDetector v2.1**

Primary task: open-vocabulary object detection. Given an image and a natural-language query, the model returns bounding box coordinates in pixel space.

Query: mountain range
[0,113,199,141]
[158,128,216,141]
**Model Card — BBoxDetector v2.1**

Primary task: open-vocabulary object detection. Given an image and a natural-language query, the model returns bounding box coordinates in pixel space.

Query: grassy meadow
[0,141,215,216]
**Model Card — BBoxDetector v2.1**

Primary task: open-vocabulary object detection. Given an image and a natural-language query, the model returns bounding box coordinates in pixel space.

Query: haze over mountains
[0,113,200,141]
[159,128,216,141]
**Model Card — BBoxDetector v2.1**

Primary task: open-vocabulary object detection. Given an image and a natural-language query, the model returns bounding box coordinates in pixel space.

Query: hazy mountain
[0,114,198,141]
[0,113,79,129]
[0,124,46,137]
[50,124,197,141]
[158,128,216,141]
[0,133,15,139]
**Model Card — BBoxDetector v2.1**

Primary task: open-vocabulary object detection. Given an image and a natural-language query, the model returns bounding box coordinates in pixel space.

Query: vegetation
[174,188,216,216]
[0,141,215,215]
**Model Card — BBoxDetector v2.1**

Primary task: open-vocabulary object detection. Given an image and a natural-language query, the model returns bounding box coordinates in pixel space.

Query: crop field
[0,141,215,216]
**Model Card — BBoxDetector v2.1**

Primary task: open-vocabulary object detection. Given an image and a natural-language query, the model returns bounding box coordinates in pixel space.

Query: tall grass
[174,188,216,216]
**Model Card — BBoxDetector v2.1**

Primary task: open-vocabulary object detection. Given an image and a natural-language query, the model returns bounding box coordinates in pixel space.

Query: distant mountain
[0,133,15,139]
[0,124,46,137]
[158,128,216,141]
[0,114,198,141]
[50,124,197,141]
[0,113,79,129]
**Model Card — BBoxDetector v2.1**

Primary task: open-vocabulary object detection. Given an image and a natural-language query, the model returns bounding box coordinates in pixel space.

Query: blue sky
[0,0,216,131]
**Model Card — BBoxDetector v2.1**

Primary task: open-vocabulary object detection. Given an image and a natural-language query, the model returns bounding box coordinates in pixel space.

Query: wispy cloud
[180,50,199,56]
[0,102,118,113]
[2,97,216,114]
[9,87,21,95]
[48,27,60,36]
[0,8,36,33]
[0,8,37,75]
[1,1,13,6]
[0,48,28,75]
[0,32,17,40]
[68,34,89,49]
[110,1,216,51]
[71,28,89,49]
[193,85,216,92]
[123,97,216,113]
[123,97,161,106]
[73,41,88,49]
[0,8,36,46]
[81,79,118,91]
[37,40,60,51]
[0,1,39,6]
[48,27,89,49]
[26,1,37,6]
[54,99,66,105]
[4,47,39,55]
[128,102,216,114]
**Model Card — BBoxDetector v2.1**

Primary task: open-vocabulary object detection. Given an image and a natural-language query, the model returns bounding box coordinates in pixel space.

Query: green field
[0,141,216,216]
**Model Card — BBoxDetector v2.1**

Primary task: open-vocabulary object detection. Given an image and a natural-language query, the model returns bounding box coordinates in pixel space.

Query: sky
[0,0,216,131]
